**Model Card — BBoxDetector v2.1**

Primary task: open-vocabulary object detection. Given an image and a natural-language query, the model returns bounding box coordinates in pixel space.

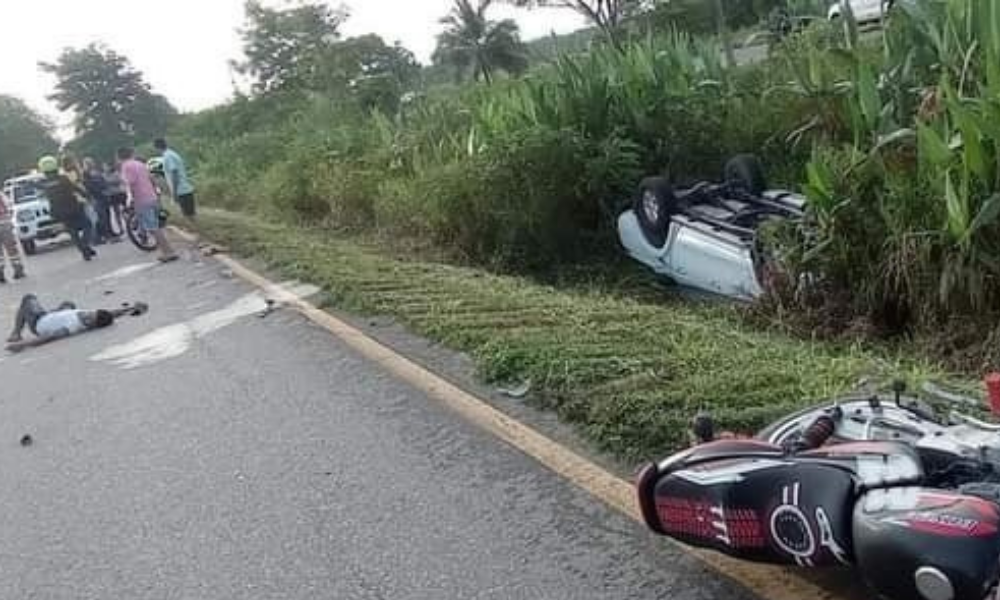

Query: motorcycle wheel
[126,212,158,252]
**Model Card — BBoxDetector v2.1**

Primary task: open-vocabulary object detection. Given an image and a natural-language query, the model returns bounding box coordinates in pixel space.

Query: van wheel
[634,177,676,248]
[21,239,36,255]
[725,154,768,196]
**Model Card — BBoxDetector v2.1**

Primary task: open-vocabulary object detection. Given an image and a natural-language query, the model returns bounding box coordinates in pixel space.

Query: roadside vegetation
[196,209,942,461]
[0,96,58,179]
[166,0,1000,454]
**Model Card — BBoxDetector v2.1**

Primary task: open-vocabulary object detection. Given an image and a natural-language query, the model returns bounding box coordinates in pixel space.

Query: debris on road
[20,434,32,447]
[125,302,150,317]
[499,380,532,399]
[258,299,277,319]
[201,244,228,256]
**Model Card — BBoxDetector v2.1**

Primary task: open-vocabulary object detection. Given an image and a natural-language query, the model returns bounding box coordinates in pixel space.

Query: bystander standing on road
[154,138,201,247]
[61,155,100,242]
[83,157,118,245]
[0,190,27,282]
[37,156,97,262]
[119,147,178,263]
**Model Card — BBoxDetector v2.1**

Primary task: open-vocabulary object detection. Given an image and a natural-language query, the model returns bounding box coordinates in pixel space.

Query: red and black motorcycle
[636,382,1000,600]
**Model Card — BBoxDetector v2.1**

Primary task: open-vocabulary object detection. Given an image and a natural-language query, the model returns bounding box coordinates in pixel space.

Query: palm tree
[432,0,529,84]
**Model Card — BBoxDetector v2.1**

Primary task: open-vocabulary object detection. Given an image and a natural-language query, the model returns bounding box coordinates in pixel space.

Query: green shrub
[259,158,331,220]
[413,128,641,269]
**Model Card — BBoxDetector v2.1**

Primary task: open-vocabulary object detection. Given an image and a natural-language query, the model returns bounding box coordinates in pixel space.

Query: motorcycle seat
[801,441,924,490]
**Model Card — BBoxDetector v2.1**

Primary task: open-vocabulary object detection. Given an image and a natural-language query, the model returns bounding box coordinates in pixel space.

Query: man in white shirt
[6,294,146,353]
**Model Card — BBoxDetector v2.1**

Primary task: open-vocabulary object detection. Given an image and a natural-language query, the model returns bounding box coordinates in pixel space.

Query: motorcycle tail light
[986,373,1000,416]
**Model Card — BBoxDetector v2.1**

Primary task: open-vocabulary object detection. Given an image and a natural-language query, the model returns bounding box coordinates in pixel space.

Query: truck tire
[725,154,768,196]
[21,239,36,255]
[634,177,676,248]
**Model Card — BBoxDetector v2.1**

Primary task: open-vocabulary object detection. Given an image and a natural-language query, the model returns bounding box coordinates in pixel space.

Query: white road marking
[90,281,319,370]
[91,262,159,283]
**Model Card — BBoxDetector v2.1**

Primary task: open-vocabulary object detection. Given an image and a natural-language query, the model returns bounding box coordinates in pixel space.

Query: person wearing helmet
[37,155,97,261]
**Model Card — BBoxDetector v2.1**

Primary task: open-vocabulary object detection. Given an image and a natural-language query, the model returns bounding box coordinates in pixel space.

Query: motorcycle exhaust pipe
[914,566,954,600]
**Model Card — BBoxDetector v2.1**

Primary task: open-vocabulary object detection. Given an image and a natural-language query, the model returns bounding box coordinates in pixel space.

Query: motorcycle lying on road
[636,382,1000,600]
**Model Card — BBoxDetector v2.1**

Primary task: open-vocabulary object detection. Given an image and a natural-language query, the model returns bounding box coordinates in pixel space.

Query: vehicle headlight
[16,209,36,223]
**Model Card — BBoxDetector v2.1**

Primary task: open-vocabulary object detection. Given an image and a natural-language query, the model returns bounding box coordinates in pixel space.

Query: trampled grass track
[197,209,947,462]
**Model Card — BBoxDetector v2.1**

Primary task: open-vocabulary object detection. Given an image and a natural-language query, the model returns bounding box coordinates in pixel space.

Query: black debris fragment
[258,299,277,318]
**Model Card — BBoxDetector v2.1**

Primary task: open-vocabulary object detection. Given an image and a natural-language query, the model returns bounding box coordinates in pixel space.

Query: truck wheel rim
[642,191,660,225]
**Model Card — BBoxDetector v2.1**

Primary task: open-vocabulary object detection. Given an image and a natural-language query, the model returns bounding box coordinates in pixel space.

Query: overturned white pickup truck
[617,155,806,301]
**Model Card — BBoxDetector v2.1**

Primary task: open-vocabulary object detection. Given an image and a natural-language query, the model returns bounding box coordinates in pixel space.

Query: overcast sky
[0,0,583,133]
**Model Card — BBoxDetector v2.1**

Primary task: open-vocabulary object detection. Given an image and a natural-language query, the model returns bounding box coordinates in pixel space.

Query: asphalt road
[0,235,756,600]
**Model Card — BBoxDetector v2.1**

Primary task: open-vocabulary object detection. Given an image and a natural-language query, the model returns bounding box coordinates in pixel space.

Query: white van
[828,0,895,23]
[2,174,63,255]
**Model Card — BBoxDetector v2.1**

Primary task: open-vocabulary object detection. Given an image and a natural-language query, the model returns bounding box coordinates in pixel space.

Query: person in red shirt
[0,190,26,282]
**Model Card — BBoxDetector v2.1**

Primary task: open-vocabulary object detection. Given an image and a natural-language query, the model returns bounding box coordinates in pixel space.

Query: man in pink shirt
[118,147,177,262]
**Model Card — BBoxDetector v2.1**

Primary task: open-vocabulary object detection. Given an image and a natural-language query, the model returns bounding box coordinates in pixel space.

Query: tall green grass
[174,30,801,270]
[764,0,1000,348]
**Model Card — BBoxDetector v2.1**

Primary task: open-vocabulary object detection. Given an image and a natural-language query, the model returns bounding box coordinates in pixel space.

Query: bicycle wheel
[126,210,158,252]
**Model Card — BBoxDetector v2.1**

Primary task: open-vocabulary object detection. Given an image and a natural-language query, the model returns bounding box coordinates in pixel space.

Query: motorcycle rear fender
[641,445,857,566]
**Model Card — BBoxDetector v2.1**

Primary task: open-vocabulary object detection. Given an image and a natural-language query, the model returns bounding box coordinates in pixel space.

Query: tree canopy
[40,44,177,161]
[316,35,421,112]
[0,96,58,180]
[504,0,650,44]
[433,0,529,84]
[236,0,348,93]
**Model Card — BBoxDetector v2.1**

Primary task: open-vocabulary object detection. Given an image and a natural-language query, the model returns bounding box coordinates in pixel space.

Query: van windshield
[9,183,42,205]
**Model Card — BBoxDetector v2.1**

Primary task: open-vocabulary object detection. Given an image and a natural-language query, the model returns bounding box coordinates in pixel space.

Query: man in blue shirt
[154,138,196,220]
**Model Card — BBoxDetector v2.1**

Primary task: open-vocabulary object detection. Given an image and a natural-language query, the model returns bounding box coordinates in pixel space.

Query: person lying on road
[6,294,148,353]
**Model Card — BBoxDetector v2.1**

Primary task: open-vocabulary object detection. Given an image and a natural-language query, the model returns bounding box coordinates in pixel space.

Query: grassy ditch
[196,210,950,463]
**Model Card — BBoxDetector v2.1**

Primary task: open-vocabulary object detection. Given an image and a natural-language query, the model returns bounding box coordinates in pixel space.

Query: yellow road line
[173,227,852,600]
